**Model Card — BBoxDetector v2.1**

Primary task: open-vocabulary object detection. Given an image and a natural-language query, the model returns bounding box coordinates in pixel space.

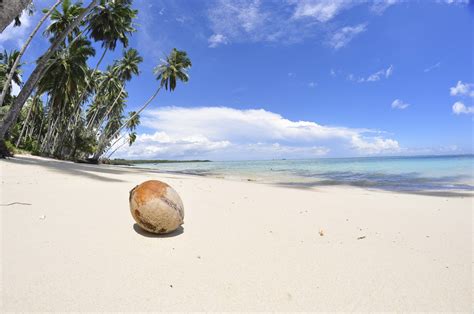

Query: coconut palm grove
[0,0,191,161]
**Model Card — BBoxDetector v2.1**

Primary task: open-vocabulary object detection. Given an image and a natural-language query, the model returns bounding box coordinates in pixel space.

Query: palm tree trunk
[67,47,108,133]
[40,115,58,153]
[94,84,125,136]
[107,140,127,159]
[0,0,32,32]
[104,132,126,156]
[0,0,99,144]
[92,87,161,160]
[15,99,35,147]
[0,0,63,108]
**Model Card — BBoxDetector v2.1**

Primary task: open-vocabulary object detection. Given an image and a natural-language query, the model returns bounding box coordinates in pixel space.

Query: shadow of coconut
[133,223,184,238]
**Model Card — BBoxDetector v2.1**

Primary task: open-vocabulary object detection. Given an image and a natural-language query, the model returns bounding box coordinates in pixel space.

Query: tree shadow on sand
[3,155,134,182]
[133,223,184,238]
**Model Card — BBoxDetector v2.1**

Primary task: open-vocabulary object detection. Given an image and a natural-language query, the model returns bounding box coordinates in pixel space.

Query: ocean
[135,155,474,194]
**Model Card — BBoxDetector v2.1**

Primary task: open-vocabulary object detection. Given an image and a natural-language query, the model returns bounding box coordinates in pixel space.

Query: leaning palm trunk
[0,0,99,145]
[104,131,127,156]
[0,0,63,108]
[106,140,127,159]
[15,99,35,147]
[63,47,108,142]
[92,87,161,160]
[94,85,125,136]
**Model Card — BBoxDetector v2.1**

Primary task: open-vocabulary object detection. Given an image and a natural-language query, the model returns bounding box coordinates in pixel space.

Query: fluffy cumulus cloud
[391,99,410,109]
[328,23,367,50]
[450,81,474,97]
[452,101,474,115]
[114,106,401,160]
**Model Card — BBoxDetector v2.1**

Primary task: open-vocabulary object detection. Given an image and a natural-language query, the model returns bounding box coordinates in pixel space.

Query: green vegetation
[0,0,192,161]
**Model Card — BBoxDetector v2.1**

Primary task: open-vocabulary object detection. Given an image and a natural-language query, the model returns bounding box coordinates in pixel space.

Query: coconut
[129,180,184,234]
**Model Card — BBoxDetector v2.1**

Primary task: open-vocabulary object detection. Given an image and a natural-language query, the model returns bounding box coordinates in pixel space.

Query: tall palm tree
[44,0,85,45]
[92,48,142,129]
[96,48,191,160]
[66,0,137,146]
[106,131,136,159]
[104,109,138,153]
[0,0,99,157]
[0,0,63,108]
[37,36,95,155]
[87,0,137,67]
[15,94,43,147]
[0,50,23,99]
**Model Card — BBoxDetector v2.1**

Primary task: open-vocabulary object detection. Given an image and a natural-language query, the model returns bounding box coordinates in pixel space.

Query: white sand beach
[1,155,472,312]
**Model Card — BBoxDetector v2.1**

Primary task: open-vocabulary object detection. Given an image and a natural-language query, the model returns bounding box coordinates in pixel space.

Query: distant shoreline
[105,159,212,166]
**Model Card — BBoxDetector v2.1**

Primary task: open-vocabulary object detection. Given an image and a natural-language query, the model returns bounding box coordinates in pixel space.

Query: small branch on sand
[0,202,32,206]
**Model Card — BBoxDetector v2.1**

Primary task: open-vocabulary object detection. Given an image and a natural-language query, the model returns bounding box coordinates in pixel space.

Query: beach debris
[170,284,173,288]
[357,236,366,240]
[319,229,325,236]
[39,215,46,220]
[129,180,184,234]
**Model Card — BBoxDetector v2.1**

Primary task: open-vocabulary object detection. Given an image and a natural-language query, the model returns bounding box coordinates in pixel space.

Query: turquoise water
[136,155,474,193]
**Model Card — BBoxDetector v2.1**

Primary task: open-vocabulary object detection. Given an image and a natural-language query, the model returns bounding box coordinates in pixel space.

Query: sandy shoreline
[1,155,472,311]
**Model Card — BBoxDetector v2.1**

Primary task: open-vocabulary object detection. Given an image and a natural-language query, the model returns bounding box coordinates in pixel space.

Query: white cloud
[208,0,270,44]
[0,11,32,49]
[308,81,317,88]
[424,62,441,73]
[391,99,410,109]
[450,81,474,97]
[440,0,469,4]
[370,0,399,14]
[205,1,385,48]
[11,81,21,96]
[328,23,367,50]
[208,33,228,47]
[452,101,474,115]
[348,65,394,83]
[292,0,354,22]
[115,106,401,160]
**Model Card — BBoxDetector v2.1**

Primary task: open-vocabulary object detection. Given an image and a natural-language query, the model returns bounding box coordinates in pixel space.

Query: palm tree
[92,48,142,130]
[15,94,43,147]
[87,0,137,67]
[0,0,99,157]
[66,0,137,148]
[0,50,23,100]
[106,131,136,159]
[95,48,191,160]
[44,0,84,45]
[104,110,138,149]
[0,0,63,109]
[36,36,95,155]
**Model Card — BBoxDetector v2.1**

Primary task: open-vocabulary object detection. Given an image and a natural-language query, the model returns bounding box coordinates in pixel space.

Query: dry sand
[1,155,472,312]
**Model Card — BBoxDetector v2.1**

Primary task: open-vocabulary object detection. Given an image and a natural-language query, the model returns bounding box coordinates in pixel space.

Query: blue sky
[1,0,473,160]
